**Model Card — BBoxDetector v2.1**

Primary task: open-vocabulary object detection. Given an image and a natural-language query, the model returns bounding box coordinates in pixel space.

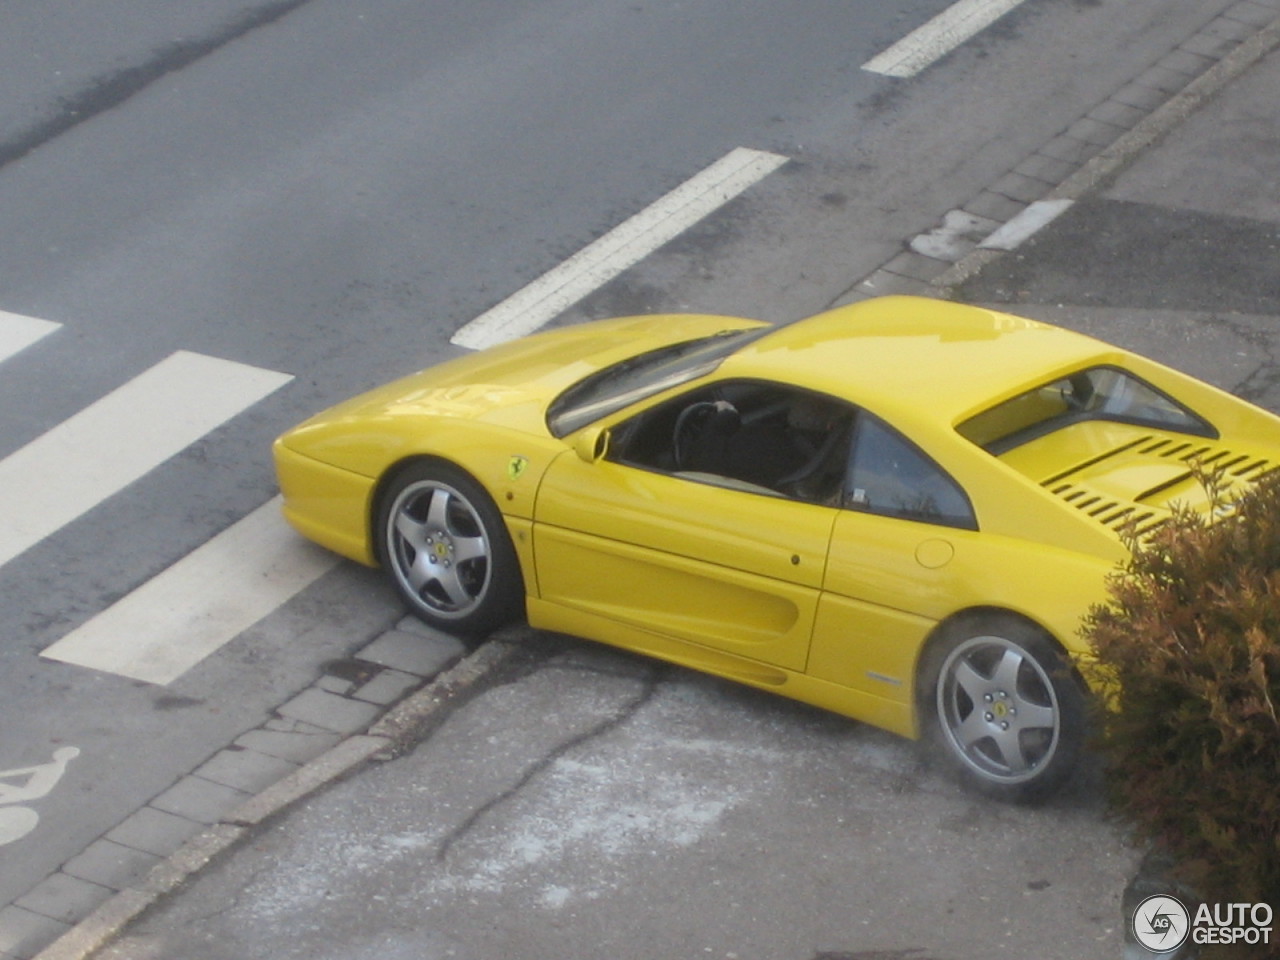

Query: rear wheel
[376,462,523,637]
[922,615,1086,802]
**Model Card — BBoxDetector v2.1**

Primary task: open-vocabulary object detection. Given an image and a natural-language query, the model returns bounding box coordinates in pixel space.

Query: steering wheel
[672,400,738,471]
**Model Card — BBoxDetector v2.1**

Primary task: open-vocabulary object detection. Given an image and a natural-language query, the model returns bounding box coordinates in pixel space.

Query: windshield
[547,326,770,437]
[957,366,1216,454]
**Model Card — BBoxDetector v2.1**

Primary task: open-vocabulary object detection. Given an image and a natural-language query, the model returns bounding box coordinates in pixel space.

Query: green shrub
[1082,472,1280,944]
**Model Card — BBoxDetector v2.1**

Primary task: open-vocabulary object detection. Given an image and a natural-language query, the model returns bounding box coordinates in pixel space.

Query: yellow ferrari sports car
[274,296,1280,800]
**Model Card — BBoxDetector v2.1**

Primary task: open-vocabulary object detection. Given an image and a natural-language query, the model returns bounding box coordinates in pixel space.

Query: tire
[376,461,524,637]
[920,615,1086,802]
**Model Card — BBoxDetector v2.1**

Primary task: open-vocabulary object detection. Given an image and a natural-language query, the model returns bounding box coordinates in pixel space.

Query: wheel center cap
[992,701,1009,719]
[433,540,450,560]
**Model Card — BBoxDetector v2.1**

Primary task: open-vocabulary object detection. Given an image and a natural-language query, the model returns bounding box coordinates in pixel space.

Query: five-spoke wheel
[377,462,522,636]
[924,617,1085,801]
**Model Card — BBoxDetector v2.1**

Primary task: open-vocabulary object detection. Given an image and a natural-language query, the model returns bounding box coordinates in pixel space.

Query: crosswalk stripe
[0,350,293,569]
[0,309,60,364]
[861,0,1027,78]
[41,496,340,685]
[451,147,789,350]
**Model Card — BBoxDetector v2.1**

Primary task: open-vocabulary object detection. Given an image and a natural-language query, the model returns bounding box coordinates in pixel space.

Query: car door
[807,413,979,733]
[532,381,850,672]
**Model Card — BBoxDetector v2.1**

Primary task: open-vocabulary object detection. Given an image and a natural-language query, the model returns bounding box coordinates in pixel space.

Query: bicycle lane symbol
[0,747,80,847]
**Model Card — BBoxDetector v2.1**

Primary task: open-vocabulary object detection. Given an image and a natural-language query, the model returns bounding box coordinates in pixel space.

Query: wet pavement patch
[960,196,1280,315]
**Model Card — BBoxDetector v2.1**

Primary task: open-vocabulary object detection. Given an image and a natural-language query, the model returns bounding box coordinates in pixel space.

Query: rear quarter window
[845,415,976,530]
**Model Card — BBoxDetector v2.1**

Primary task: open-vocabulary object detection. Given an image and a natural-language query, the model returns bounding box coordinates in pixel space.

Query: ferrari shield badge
[506,455,529,481]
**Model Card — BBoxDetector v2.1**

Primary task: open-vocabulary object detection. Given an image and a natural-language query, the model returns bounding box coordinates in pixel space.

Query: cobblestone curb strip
[839,1,1280,303]
[20,625,525,960]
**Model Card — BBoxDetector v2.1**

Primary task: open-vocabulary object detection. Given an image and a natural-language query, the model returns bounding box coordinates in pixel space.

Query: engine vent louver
[1046,480,1166,537]
[1136,436,1276,481]
[1044,436,1275,538]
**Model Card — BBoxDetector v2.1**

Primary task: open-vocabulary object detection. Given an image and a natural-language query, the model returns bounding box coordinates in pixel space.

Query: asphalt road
[99,638,1135,960]
[0,0,1266,951]
[82,11,1280,958]
[1,0,958,909]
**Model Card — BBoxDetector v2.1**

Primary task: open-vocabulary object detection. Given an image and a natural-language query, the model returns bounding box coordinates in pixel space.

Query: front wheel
[921,616,1086,802]
[376,462,524,637]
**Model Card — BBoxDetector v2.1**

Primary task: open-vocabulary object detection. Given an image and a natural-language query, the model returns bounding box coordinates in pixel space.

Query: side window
[845,416,975,529]
[609,381,853,505]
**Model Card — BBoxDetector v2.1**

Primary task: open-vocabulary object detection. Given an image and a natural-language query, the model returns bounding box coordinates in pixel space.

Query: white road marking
[42,496,339,685]
[0,350,293,569]
[979,198,1075,250]
[862,0,1027,78]
[451,147,789,350]
[0,746,79,847]
[0,310,60,364]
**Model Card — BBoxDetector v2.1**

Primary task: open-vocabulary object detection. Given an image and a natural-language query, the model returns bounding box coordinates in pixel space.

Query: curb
[930,8,1280,292]
[831,4,1280,307]
[30,637,523,960]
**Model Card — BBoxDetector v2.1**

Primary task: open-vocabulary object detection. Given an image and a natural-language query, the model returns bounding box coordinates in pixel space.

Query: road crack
[434,666,661,863]
[0,0,315,170]
[1217,314,1280,408]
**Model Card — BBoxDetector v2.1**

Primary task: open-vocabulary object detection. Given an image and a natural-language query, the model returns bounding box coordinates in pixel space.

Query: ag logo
[506,455,529,481]
[1133,894,1190,953]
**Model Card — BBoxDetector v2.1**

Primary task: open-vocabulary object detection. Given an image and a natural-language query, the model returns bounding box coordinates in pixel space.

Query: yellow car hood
[278,313,759,470]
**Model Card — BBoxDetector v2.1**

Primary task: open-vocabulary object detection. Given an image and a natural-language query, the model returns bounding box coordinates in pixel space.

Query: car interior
[610,381,853,504]
[608,378,977,528]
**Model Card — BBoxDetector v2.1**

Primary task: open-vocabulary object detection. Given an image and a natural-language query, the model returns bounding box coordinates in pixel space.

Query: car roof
[721,296,1116,428]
